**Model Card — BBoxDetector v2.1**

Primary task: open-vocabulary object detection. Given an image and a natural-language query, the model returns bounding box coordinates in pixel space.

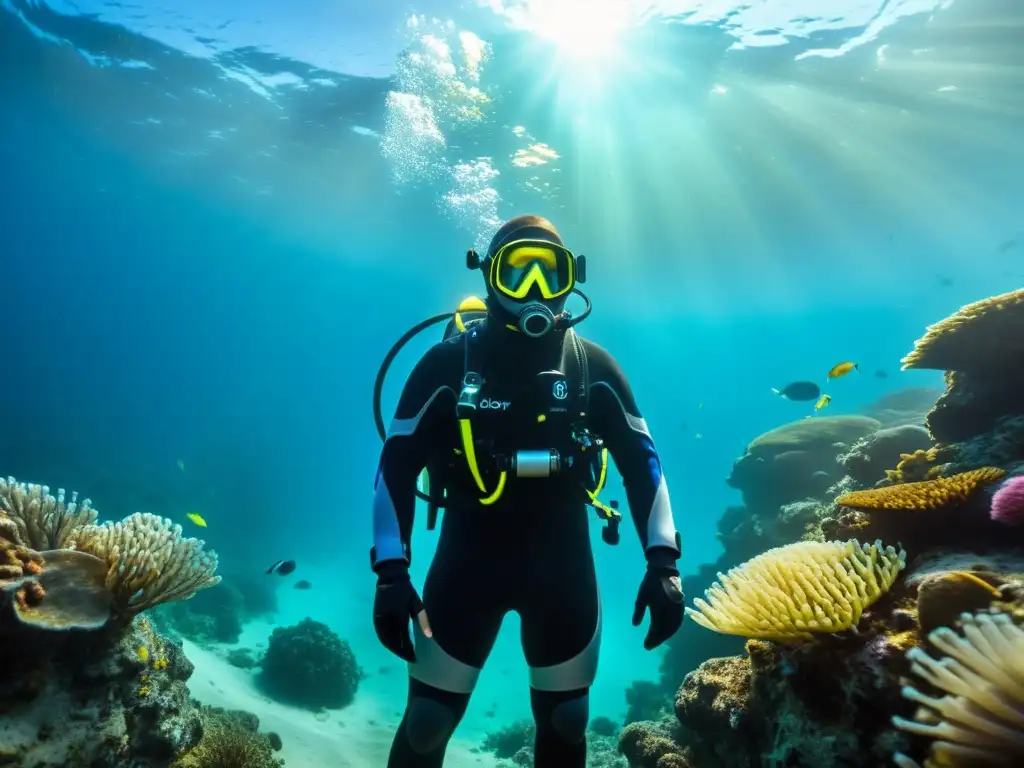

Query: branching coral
[901,287,1024,373]
[685,539,906,641]
[892,608,1024,767]
[70,512,220,621]
[883,448,944,485]
[0,477,97,550]
[836,468,1005,511]
[0,514,43,580]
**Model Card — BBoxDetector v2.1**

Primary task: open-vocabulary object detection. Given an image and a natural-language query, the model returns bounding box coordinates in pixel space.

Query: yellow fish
[827,362,858,379]
[185,512,207,528]
[814,394,832,412]
[177,459,186,472]
[137,646,150,662]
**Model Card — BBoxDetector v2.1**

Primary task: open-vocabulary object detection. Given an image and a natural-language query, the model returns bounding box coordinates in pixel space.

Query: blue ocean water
[1,0,1022,763]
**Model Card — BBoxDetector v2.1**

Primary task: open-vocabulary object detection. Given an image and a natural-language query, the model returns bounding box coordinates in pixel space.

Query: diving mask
[489,239,576,302]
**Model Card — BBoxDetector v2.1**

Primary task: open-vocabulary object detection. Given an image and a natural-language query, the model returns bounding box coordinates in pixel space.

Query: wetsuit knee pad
[403,696,459,754]
[548,694,589,745]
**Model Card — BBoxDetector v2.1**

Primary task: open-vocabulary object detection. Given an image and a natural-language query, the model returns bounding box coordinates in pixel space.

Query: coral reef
[836,467,1005,511]
[625,679,672,724]
[0,475,222,767]
[838,424,933,488]
[900,287,1024,374]
[483,720,536,760]
[652,289,1024,765]
[487,720,628,767]
[686,539,906,640]
[883,448,943,486]
[892,601,1024,767]
[71,512,221,624]
[902,290,1024,469]
[172,705,283,768]
[641,550,1024,768]
[157,580,244,644]
[861,387,943,429]
[618,719,691,767]
[0,477,98,550]
[830,468,1013,552]
[230,571,279,619]
[726,416,881,512]
[258,617,363,710]
[672,656,751,766]
[226,647,259,669]
[0,615,202,766]
[590,715,618,738]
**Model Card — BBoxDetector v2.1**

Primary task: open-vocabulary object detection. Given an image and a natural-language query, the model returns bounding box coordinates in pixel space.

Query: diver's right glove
[373,560,432,663]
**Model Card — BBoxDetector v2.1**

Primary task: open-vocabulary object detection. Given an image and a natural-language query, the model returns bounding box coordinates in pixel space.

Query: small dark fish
[997,238,1018,253]
[294,579,312,590]
[266,559,296,576]
[874,369,888,379]
[771,381,821,402]
[937,275,953,287]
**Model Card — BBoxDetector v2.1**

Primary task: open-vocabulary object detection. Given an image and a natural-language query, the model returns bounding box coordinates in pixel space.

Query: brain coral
[685,539,906,641]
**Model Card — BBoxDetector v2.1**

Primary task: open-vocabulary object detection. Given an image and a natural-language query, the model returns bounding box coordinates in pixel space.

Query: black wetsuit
[372,320,680,767]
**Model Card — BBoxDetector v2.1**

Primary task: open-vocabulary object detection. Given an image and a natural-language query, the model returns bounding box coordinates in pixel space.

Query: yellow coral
[138,685,151,697]
[892,608,1024,767]
[685,539,906,641]
[153,657,169,671]
[901,288,1024,373]
[0,477,97,550]
[70,512,220,621]
[836,467,1005,511]
[884,448,943,485]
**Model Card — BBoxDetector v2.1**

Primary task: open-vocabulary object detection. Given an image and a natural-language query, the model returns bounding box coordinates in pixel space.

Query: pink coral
[990,475,1024,525]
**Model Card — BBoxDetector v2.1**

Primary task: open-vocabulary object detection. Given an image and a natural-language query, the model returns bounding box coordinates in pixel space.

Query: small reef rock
[0,476,223,767]
[257,617,364,710]
[641,289,1024,768]
[483,719,627,768]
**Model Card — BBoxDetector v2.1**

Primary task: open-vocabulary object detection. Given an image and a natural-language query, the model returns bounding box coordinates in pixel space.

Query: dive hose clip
[457,372,483,418]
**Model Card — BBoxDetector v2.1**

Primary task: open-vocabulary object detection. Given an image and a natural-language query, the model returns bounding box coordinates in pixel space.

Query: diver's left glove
[373,560,432,663]
[631,547,684,651]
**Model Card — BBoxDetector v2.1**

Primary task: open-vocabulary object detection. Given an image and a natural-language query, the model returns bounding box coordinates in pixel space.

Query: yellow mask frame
[489,239,575,301]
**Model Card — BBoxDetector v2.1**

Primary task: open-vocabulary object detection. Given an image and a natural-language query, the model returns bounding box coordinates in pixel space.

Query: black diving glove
[631,547,684,651]
[373,560,428,663]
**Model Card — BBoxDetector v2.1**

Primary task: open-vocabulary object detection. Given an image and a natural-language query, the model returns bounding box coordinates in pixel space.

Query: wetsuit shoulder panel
[580,338,680,556]
[373,340,462,567]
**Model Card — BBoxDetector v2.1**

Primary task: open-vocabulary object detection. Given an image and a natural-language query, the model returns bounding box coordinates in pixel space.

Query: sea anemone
[990,475,1024,526]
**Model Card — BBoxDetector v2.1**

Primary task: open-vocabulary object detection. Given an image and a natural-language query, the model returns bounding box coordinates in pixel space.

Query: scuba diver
[370,215,683,767]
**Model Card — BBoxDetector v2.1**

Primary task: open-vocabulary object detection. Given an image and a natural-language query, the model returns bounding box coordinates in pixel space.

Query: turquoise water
[1,0,1022,761]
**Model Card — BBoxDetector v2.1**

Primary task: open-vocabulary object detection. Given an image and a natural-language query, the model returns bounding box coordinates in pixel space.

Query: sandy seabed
[182,636,495,768]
